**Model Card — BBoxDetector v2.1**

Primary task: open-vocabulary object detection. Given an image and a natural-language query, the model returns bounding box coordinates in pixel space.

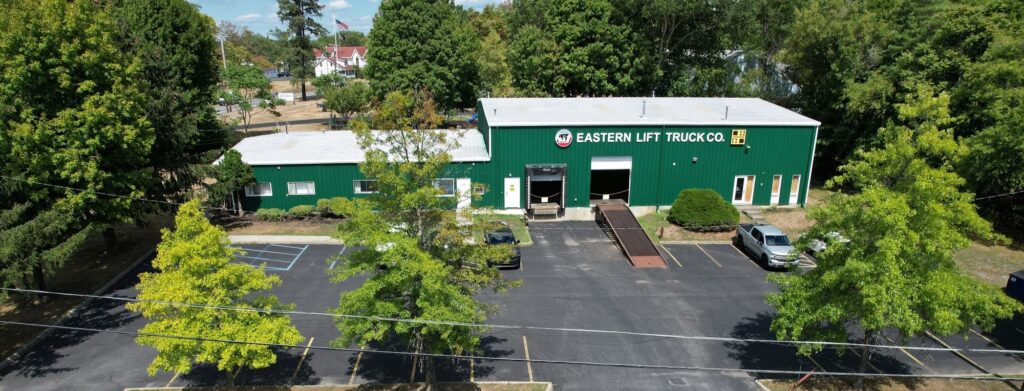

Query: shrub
[315,197,351,217]
[254,208,286,221]
[667,189,739,232]
[288,205,315,217]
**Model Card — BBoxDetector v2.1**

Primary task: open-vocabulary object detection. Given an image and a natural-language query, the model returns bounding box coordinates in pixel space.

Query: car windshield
[765,235,792,247]
[487,233,515,244]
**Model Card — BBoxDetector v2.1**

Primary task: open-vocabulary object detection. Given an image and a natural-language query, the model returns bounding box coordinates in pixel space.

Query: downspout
[804,125,820,207]
[654,125,665,211]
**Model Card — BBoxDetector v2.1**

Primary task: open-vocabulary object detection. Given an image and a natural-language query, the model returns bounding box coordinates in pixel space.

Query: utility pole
[215,32,227,69]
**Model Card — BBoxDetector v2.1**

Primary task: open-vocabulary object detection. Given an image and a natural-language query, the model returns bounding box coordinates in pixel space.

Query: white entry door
[456,178,472,209]
[504,177,521,209]
[770,175,782,205]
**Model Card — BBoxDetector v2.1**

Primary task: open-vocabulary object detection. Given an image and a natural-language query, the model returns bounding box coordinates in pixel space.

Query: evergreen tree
[277,0,326,101]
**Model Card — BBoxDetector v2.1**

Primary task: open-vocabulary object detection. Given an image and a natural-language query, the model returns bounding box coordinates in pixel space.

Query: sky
[190,0,504,35]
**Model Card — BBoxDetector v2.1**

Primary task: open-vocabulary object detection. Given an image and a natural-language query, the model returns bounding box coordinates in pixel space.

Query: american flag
[335,18,348,30]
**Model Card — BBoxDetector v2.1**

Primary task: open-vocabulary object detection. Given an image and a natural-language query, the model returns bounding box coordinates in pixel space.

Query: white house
[313,46,368,78]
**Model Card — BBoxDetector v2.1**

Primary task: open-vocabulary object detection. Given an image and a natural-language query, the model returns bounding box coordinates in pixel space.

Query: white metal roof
[225,130,490,166]
[478,97,820,127]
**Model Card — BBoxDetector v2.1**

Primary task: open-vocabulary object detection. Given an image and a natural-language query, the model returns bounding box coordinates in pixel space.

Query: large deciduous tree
[329,91,517,387]
[366,0,481,109]
[128,200,302,385]
[277,0,326,101]
[767,86,1020,388]
[220,64,281,132]
[0,0,154,288]
[507,0,638,97]
[207,150,255,216]
[110,0,221,208]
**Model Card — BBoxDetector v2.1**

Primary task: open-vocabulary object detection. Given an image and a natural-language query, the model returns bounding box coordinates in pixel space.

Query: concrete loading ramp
[595,203,667,268]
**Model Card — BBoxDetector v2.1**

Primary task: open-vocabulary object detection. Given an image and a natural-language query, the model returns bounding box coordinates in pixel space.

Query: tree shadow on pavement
[353,335,512,384]
[0,295,141,379]
[725,312,922,390]
[178,348,316,387]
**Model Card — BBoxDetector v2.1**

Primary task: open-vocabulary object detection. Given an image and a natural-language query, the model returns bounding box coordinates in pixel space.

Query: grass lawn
[127,383,550,391]
[474,213,532,246]
[0,213,174,360]
[222,219,341,237]
[954,241,1024,287]
[760,377,1019,391]
[637,210,754,242]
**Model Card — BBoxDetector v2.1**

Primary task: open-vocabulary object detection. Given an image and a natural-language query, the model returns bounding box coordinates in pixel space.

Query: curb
[660,240,735,245]
[124,381,555,391]
[0,247,156,373]
[228,235,341,245]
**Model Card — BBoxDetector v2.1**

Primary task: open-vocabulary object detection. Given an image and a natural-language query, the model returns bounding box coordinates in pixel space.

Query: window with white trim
[473,183,486,195]
[353,180,378,194]
[790,175,801,202]
[287,181,315,196]
[244,182,273,197]
[434,178,456,197]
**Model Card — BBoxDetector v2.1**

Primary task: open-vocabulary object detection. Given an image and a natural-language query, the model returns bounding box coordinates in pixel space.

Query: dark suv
[484,225,521,269]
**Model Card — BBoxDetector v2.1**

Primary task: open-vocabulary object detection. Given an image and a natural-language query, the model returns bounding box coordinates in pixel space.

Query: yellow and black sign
[730,129,747,146]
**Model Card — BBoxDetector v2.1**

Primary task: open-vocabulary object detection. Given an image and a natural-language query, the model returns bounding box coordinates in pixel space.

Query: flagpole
[333,14,338,55]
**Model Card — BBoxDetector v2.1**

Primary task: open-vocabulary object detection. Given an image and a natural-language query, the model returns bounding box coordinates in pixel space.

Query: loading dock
[526,165,565,218]
[589,157,631,204]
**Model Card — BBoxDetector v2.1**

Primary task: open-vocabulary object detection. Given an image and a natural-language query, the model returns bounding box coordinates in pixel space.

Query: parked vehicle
[807,231,849,255]
[736,224,799,268]
[484,224,521,269]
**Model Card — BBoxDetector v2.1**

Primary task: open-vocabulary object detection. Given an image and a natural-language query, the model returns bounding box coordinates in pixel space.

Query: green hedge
[288,205,315,217]
[668,189,739,232]
[315,197,351,217]
[254,208,286,221]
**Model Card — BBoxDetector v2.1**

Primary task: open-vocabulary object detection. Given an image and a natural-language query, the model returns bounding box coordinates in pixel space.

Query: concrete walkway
[228,235,341,244]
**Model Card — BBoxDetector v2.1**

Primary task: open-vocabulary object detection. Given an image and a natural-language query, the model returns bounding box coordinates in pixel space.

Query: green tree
[366,0,481,109]
[127,200,302,385]
[313,30,368,47]
[767,86,1020,388]
[330,91,517,386]
[324,82,371,122]
[208,150,255,216]
[469,5,514,96]
[220,64,281,132]
[508,0,638,97]
[311,73,347,92]
[110,0,221,210]
[0,0,155,286]
[277,0,326,101]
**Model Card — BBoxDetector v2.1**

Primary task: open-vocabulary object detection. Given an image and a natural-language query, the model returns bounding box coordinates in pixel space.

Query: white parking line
[659,244,682,268]
[237,248,304,256]
[269,244,307,250]
[329,245,347,270]
[237,255,293,264]
[694,244,723,268]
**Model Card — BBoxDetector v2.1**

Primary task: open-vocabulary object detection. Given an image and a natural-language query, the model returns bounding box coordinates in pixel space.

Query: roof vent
[723,105,729,120]
[641,100,647,118]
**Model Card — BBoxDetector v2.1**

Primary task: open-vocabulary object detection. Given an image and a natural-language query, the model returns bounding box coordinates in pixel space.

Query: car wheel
[760,254,770,267]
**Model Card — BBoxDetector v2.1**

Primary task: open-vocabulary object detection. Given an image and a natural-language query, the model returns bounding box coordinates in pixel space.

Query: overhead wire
[1,319,1022,382]
[0,175,238,213]
[5,287,1021,355]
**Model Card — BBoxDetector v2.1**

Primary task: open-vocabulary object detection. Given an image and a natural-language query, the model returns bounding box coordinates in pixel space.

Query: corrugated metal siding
[241,125,816,211]
[242,162,494,211]
[485,126,816,209]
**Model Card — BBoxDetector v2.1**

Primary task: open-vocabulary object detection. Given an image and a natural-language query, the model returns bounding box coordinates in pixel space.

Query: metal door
[504,177,520,209]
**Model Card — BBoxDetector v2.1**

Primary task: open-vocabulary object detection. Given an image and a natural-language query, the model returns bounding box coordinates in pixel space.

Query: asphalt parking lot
[2,221,1022,390]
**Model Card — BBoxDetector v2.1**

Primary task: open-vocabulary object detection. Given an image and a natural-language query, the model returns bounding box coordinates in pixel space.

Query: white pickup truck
[736,224,799,268]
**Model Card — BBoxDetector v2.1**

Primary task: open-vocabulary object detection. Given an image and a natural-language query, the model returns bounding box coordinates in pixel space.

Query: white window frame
[473,183,487,195]
[790,175,801,202]
[434,178,456,197]
[287,181,316,196]
[244,182,273,197]
[353,179,378,194]
[732,175,755,205]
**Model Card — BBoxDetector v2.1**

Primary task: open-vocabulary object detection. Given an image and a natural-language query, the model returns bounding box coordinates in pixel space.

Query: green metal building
[232,97,820,218]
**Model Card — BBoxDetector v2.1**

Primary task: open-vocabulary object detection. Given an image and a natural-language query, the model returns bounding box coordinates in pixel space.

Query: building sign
[560,130,728,144]
[555,129,573,148]
[731,129,747,145]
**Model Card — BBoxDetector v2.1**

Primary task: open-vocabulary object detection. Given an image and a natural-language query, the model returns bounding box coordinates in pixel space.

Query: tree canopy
[277,0,326,100]
[366,0,481,109]
[330,91,517,385]
[128,200,302,384]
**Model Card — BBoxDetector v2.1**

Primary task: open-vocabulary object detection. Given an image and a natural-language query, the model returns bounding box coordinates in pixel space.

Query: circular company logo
[554,129,573,148]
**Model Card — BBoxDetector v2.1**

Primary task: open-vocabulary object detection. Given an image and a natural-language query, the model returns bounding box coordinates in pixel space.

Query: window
[730,129,747,145]
[732,175,755,204]
[790,175,801,201]
[353,180,378,194]
[244,182,273,197]
[287,181,315,196]
[473,183,487,195]
[434,178,456,197]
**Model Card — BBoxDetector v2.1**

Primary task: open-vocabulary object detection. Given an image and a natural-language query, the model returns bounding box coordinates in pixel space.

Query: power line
[1,319,1022,382]
[6,287,1020,355]
[974,189,1024,202]
[0,175,238,213]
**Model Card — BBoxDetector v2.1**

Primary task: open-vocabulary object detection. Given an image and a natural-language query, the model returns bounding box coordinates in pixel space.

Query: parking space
[3,224,1022,390]
[234,244,309,271]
